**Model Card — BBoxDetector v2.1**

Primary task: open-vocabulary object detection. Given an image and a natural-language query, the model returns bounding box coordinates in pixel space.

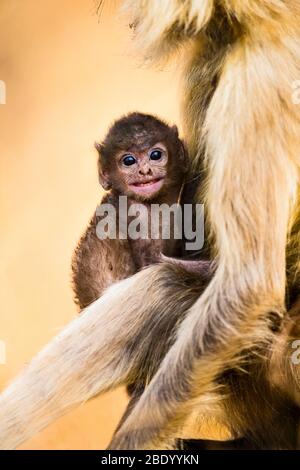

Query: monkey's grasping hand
[160,253,213,279]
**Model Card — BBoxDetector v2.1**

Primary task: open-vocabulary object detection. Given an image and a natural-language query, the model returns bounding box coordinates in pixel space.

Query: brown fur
[72,112,187,309]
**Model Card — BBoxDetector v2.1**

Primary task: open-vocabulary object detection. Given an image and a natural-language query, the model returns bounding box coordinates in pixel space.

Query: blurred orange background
[0,0,181,449]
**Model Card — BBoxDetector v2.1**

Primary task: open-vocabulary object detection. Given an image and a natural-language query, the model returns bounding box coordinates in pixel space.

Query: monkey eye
[149,149,163,161]
[122,155,137,167]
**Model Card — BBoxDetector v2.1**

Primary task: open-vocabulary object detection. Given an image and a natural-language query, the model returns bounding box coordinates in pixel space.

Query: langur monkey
[72,112,189,309]
[1,0,300,450]
[72,111,213,442]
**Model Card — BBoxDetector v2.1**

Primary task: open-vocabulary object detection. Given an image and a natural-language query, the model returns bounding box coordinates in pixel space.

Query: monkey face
[96,112,187,200]
[109,142,169,200]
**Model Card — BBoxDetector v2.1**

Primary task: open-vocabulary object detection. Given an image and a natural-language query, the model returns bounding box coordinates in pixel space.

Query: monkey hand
[160,253,213,279]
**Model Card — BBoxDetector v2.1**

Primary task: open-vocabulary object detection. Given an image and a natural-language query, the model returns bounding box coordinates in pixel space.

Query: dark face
[107,142,169,200]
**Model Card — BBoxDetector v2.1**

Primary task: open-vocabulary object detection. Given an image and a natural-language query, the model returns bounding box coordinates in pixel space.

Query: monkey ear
[98,165,112,191]
[95,142,112,191]
[171,125,179,137]
[95,142,103,154]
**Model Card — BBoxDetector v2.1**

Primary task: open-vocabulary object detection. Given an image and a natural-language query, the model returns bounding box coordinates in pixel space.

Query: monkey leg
[109,36,300,449]
[0,263,208,450]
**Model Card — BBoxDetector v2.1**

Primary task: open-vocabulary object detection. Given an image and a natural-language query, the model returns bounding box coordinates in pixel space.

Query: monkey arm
[0,263,210,450]
[160,254,213,278]
[0,260,298,449]
[72,211,136,309]
[0,272,152,450]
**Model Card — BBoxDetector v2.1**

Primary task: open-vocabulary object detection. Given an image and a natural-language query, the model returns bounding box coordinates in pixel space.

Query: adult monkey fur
[0,0,300,449]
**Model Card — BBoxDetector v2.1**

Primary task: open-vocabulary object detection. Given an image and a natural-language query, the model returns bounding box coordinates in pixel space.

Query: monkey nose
[139,167,152,176]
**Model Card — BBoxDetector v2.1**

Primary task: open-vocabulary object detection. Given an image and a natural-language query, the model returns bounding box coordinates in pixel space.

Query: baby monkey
[72,112,188,309]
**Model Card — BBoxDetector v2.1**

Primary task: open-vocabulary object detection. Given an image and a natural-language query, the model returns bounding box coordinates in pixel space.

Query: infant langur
[72,112,188,309]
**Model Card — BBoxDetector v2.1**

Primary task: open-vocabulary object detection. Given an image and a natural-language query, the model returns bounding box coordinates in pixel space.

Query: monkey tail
[0,275,140,450]
[0,263,205,450]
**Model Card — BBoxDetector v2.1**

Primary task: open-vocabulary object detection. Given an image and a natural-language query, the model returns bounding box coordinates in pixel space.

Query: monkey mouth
[129,177,165,195]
